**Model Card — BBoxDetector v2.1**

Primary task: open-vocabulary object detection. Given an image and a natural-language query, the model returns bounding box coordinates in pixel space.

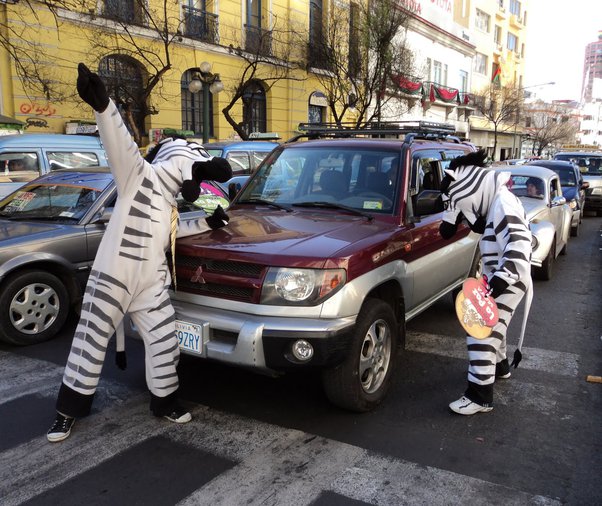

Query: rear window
[555,153,602,175]
[0,152,41,183]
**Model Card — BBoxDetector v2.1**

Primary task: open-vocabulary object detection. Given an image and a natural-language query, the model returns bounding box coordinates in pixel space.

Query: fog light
[292,340,314,361]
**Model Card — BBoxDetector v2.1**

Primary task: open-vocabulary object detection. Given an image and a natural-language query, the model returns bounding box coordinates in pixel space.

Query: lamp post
[512,81,555,158]
[188,62,224,143]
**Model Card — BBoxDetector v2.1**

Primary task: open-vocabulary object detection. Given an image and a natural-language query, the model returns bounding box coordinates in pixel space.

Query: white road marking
[405,331,580,377]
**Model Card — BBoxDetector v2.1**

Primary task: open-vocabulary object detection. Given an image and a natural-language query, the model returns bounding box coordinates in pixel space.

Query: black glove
[77,63,110,112]
[205,205,229,230]
[488,275,508,298]
[468,216,487,234]
[192,157,232,183]
[439,212,464,240]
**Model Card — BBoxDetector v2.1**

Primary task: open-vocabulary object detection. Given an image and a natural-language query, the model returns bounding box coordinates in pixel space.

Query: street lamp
[188,62,224,143]
[512,81,556,158]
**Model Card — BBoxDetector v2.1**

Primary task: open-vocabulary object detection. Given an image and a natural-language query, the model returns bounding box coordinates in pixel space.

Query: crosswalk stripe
[406,331,580,377]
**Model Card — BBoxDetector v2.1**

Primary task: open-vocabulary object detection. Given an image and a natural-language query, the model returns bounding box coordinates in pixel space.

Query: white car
[494,165,572,280]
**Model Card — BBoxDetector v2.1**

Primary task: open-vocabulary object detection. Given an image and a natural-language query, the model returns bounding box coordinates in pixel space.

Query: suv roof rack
[291,121,461,143]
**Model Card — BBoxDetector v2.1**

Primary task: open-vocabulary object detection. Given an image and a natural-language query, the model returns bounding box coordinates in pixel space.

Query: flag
[492,65,502,83]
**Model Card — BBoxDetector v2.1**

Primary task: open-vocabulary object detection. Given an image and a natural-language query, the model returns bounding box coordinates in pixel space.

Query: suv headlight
[261,267,346,305]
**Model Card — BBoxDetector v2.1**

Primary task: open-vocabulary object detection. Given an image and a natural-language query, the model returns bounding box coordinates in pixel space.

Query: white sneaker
[449,396,493,415]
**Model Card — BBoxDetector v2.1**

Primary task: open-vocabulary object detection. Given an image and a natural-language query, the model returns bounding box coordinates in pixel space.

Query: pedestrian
[47,63,232,442]
[439,149,532,415]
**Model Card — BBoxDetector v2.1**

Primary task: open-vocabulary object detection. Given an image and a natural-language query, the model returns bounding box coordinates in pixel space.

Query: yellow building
[0,0,336,145]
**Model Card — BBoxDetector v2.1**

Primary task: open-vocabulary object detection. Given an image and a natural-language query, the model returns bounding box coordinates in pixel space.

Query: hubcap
[9,282,60,335]
[359,318,392,394]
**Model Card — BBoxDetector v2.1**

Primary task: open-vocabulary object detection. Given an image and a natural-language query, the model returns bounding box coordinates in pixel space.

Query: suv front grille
[175,255,266,302]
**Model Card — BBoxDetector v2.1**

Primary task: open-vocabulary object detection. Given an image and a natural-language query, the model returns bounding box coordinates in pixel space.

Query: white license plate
[176,320,204,355]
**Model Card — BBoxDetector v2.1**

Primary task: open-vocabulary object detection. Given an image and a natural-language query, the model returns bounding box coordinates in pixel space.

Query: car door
[547,176,569,252]
[404,148,476,312]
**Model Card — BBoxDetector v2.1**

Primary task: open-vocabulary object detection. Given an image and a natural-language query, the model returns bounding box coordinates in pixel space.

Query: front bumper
[172,298,356,372]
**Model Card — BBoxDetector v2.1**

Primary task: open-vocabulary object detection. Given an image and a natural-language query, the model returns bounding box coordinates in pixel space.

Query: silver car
[494,165,572,280]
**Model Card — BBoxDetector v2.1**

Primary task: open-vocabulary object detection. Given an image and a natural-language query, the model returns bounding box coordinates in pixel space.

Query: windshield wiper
[237,198,293,212]
[292,201,374,221]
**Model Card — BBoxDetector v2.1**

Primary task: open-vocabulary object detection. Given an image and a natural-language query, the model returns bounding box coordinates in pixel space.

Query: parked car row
[0,126,593,415]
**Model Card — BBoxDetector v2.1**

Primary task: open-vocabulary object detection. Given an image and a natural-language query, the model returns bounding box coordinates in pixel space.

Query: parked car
[554,149,602,216]
[0,134,108,199]
[525,159,588,236]
[203,139,280,175]
[170,122,481,412]
[493,165,572,280]
[0,167,227,345]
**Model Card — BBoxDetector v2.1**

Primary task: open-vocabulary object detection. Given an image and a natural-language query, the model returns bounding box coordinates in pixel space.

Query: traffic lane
[175,215,602,503]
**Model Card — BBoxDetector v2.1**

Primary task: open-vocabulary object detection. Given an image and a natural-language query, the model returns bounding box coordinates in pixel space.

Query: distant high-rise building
[581,31,602,102]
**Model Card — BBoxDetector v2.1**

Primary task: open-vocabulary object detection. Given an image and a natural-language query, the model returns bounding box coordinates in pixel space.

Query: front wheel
[0,270,70,345]
[321,299,399,412]
[535,239,555,281]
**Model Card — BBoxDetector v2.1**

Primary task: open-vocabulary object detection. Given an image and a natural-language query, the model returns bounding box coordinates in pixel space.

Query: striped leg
[129,290,180,403]
[465,280,529,405]
[58,271,128,417]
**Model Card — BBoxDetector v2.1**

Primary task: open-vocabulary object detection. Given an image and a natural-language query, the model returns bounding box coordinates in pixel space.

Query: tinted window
[555,153,602,175]
[47,151,100,170]
[0,152,41,183]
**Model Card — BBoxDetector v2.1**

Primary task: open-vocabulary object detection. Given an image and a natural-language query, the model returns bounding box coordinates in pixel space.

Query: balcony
[509,13,524,29]
[182,6,219,44]
[494,43,503,55]
[495,7,507,19]
[244,25,272,57]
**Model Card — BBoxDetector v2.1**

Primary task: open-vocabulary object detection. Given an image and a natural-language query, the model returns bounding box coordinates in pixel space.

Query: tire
[321,299,399,412]
[0,270,70,345]
[535,239,555,281]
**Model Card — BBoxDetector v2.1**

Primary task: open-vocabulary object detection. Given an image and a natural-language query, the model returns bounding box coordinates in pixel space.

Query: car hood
[0,220,76,248]
[177,208,394,266]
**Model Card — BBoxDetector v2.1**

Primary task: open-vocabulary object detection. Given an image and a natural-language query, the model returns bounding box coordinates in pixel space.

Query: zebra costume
[54,65,231,424]
[439,150,532,414]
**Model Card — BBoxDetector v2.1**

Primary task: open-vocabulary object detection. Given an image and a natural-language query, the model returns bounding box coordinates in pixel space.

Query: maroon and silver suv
[172,122,480,412]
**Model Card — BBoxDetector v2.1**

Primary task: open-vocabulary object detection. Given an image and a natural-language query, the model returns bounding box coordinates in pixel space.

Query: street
[1,216,601,506]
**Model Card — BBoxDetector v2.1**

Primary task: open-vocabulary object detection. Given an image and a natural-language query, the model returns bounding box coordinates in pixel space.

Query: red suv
[172,122,480,412]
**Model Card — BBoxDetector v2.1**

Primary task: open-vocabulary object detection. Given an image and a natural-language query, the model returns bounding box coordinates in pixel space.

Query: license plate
[176,320,205,355]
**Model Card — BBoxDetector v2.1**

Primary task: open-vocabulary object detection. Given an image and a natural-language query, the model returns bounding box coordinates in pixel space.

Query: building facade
[581,31,602,103]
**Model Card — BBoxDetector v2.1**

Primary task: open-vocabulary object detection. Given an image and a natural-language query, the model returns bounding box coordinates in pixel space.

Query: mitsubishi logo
[191,265,206,284]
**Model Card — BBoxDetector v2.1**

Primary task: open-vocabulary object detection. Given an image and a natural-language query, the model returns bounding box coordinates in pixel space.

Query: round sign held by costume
[455,277,499,339]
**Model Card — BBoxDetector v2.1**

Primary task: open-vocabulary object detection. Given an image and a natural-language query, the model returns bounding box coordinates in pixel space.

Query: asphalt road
[1,216,601,505]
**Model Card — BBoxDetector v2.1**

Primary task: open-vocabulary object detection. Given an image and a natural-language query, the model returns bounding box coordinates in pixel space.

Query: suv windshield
[237,146,400,214]
[555,153,602,175]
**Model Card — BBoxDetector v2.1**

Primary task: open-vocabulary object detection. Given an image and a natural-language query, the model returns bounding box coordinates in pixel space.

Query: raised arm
[77,63,144,195]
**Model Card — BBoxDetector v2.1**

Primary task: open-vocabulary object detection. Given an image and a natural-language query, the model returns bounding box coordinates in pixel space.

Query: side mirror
[551,195,566,207]
[415,190,444,215]
[228,182,241,201]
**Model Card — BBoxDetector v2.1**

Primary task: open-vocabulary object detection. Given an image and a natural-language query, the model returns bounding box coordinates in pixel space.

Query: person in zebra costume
[439,150,532,415]
[47,64,232,442]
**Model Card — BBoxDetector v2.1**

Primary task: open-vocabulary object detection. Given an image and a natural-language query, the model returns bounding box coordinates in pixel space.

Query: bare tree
[220,18,306,140]
[0,1,79,103]
[309,0,416,127]
[524,101,578,156]
[472,83,523,161]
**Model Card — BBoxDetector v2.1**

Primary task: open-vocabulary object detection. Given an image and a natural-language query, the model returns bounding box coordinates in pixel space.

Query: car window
[0,181,108,221]
[507,175,545,199]
[251,151,270,170]
[226,151,251,174]
[238,146,400,214]
[206,148,224,157]
[555,154,602,175]
[552,168,576,186]
[410,150,442,195]
[47,151,100,170]
[0,152,41,183]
